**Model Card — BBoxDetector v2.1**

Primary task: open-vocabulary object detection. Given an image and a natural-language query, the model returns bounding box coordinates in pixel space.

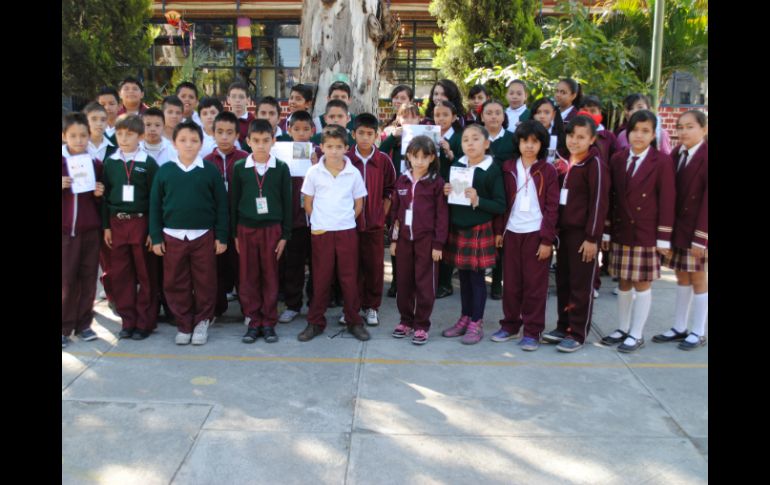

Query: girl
[505,80,531,132]
[389,136,449,344]
[423,79,467,128]
[441,124,506,344]
[555,78,583,125]
[465,85,489,125]
[382,85,415,139]
[491,120,559,350]
[542,116,609,353]
[600,110,675,353]
[617,93,672,155]
[531,98,568,176]
[654,110,708,350]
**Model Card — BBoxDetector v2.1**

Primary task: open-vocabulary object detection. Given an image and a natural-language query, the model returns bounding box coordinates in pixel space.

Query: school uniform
[140,139,178,167]
[117,103,149,116]
[231,154,292,328]
[89,136,118,302]
[493,158,559,339]
[200,131,217,159]
[102,150,160,332]
[301,156,368,328]
[488,129,515,167]
[390,171,449,330]
[618,124,673,155]
[88,136,117,165]
[183,111,203,127]
[236,111,256,153]
[592,126,621,289]
[554,146,610,344]
[149,157,229,334]
[62,146,103,336]
[348,145,397,312]
[437,126,464,291]
[560,105,577,124]
[313,114,357,134]
[464,109,482,126]
[505,106,531,133]
[604,146,676,281]
[663,142,708,272]
[379,134,404,177]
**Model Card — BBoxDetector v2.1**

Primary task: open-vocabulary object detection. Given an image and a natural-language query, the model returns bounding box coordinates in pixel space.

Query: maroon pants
[555,228,598,344]
[215,237,239,316]
[109,217,158,331]
[238,224,282,327]
[500,230,549,339]
[282,226,311,311]
[62,229,100,336]
[306,229,363,328]
[98,238,113,302]
[358,228,385,311]
[162,231,217,334]
[395,235,438,331]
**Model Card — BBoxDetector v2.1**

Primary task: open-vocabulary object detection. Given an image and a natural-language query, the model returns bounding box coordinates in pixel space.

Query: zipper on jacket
[71,193,78,237]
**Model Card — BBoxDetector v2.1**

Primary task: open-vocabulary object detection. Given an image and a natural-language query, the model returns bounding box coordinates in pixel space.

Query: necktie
[626,156,639,185]
[677,150,689,172]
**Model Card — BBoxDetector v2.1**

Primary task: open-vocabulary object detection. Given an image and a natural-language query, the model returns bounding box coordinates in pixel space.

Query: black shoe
[118,328,135,339]
[387,286,397,298]
[490,286,502,300]
[678,333,707,351]
[347,324,371,341]
[617,336,645,353]
[652,328,689,343]
[600,329,629,346]
[298,323,325,342]
[131,329,152,340]
[262,326,279,343]
[242,327,260,343]
[542,329,567,344]
[435,286,453,299]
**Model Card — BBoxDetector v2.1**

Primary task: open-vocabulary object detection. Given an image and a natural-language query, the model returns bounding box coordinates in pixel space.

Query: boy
[198,96,223,158]
[62,113,105,347]
[298,125,370,341]
[101,114,160,340]
[150,121,229,346]
[278,83,314,133]
[255,96,285,138]
[117,77,149,116]
[226,81,255,152]
[162,95,184,142]
[97,86,120,139]
[176,81,201,126]
[346,113,396,326]
[231,120,293,343]
[84,102,117,163]
[140,107,177,166]
[313,81,356,133]
[204,111,249,317]
[310,100,355,147]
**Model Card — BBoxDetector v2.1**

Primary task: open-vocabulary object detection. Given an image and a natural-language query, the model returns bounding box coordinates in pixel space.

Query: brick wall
[658,105,708,145]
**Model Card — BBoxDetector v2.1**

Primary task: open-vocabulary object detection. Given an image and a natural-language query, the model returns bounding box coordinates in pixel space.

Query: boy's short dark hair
[143,107,165,123]
[63,112,89,134]
[325,99,349,114]
[328,81,351,98]
[512,120,550,161]
[468,84,489,98]
[257,96,281,114]
[115,114,145,135]
[248,119,274,137]
[287,110,313,127]
[96,86,119,103]
[213,111,239,131]
[119,76,144,93]
[580,95,603,110]
[227,81,250,96]
[172,120,203,142]
[198,96,224,114]
[175,81,199,97]
[291,83,315,102]
[320,124,349,145]
[565,114,598,137]
[353,113,378,132]
[83,102,107,115]
[162,95,184,110]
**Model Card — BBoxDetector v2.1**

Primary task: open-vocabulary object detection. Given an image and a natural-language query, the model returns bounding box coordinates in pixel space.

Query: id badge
[122,185,135,202]
[560,188,568,205]
[256,197,269,214]
[405,209,413,226]
[520,194,531,212]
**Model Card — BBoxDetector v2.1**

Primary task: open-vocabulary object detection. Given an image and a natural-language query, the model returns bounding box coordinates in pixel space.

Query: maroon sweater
[348,146,397,232]
[594,129,621,167]
[493,159,560,246]
[558,146,609,243]
[389,172,449,250]
[204,148,249,189]
[62,155,104,236]
[670,143,708,249]
[606,147,676,247]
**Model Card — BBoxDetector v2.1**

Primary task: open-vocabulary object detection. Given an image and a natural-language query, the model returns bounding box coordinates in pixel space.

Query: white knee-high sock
[628,288,652,340]
[690,292,708,337]
[673,285,693,333]
[616,289,634,335]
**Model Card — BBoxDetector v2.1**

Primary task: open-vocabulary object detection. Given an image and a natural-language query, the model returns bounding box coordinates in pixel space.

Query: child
[465,84,489,125]
[389,136,449,344]
[203,111,250,317]
[382,85,415,139]
[97,86,120,140]
[530,98,568,174]
[226,81,255,152]
[298,124,370,342]
[176,81,201,126]
[255,96,285,138]
[149,121,229,346]
[62,113,105,347]
[505,80,531,133]
[346,113,397,326]
[310,100,355,147]
[655,110,708,350]
[423,79,467,127]
[491,120,559,350]
[600,110,675,352]
[231,119,292,343]
[162,95,184,143]
[617,93,672,155]
[579,96,621,167]
[84,102,116,163]
[441,124,506,344]
[542,116,609,352]
[117,77,149,116]
[313,81,356,133]
[197,97,223,158]
[279,83,315,133]
[101,114,160,340]
[555,78,583,124]
[140,108,177,166]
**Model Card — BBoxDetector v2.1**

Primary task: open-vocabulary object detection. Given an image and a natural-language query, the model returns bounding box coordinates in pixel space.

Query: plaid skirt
[444,222,497,271]
[663,246,708,272]
[609,243,660,282]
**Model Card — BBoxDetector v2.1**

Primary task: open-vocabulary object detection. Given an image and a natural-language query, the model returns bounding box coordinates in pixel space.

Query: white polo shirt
[505,105,528,133]
[88,136,115,162]
[301,156,367,231]
[199,131,217,159]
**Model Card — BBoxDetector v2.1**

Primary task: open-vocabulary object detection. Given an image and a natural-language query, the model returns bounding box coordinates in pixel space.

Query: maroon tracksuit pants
[162,231,217,334]
[62,229,100,336]
[109,217,158,331]
[215,237,239,316]
[499,230,549,339]
[358,228,385,311]
[395,235,438,331]
[237,224,282,328]
[555,228,598,344]
[282,226,311,312]
[306,229,363,328]
[98,239,113,302]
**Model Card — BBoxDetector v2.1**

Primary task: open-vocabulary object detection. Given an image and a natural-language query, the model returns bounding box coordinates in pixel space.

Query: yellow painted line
[66,351,707,369]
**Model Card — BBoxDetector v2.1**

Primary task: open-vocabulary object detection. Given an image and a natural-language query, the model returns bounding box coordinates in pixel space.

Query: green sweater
[102,153,159,229]
[379,134,403,175]
[276,133,293,142]
[230,157,293,240]
[149,160,229,244]
[439,129,464,182]
[489,130,516,166]
[448,157,506,228]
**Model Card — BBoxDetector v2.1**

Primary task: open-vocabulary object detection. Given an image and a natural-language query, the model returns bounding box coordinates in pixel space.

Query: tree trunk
[299,0,399,118]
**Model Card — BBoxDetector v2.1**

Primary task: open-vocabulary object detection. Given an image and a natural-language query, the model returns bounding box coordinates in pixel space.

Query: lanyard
[516,160,534,195]
[119,152,136,184]
[254,163,269,196]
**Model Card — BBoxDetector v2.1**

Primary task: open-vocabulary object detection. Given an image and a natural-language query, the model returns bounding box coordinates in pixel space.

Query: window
[379,21,440,101]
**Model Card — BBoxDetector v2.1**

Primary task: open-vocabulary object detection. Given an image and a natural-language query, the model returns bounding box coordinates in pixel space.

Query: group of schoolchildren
[62,74,708,354]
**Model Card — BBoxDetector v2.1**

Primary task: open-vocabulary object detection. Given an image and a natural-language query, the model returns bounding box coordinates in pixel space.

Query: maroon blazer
[348,146,397,232]
[670,142,708,249]
[493,159,560,246]
[606,146,676,247]
[558,146,609,243]
[62,155,104,236]
[389,173,448,250]
[594,129,621,167]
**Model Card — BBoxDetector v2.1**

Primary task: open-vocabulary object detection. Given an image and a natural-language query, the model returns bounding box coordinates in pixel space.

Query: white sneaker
[175,332,192,345]
[339,314,346,325]
[593,289,600,299]
[243,316,251,327]
[227,292,237,302]
[279,309,299,323]
[191,320,210,345]
[365,308,379,326]
[612,287,620,295]
[97,289,107,300]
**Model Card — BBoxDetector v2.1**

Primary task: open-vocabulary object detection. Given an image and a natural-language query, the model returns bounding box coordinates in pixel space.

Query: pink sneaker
[461,320,484,345]
[412,329,429,345]
[392,323,414,338]
[442,315,471,337]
